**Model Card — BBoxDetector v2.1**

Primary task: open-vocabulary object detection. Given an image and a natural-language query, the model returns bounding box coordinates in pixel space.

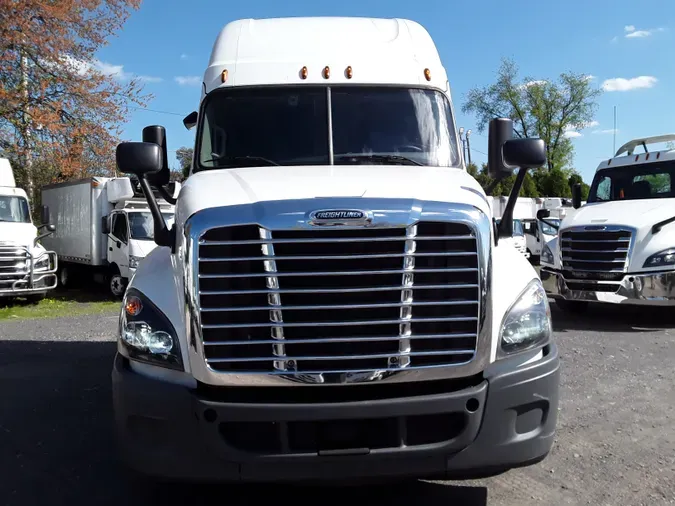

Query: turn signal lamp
[125,295,143,316]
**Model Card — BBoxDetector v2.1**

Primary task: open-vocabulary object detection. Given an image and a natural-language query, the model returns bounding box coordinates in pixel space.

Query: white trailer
[41,177,177,297]
[0,158,57,301]
[542,133,675,312]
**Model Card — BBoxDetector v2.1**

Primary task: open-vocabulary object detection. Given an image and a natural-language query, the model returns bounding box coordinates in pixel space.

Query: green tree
[462,58,601,172]
[176,146,193,179]
[568,172,590,200]
[467,162,539,197]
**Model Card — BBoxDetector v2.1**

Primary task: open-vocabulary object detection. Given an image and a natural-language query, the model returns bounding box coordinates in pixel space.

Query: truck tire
[109,271,127,299]
[58,265,70,288]
[554,299,588,314]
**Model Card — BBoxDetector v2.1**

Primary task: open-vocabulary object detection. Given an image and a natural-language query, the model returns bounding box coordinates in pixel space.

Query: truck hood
[177,165,490,225]
[562,199,675,230]
[129,239,157,258]
[0,222,37,249]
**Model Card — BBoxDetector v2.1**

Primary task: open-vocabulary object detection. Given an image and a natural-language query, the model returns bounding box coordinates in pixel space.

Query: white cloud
[58,55,161,83]
[602,76,657,91]
[564,130,583,139]
[586,120,600,128]
[180,53,188,60]
[623,26,664,38]
[626,30,652,38]
[593,129,618,135]
[174,75,201,87]
[584,74,596,81]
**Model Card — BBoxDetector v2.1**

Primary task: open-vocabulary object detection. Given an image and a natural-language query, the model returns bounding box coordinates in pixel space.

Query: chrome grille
[0,244,30,288]
[197,222,480,375]
[560,227,632,291]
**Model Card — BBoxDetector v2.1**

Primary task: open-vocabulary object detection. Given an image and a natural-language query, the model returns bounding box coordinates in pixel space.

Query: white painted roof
[202,17,448,97]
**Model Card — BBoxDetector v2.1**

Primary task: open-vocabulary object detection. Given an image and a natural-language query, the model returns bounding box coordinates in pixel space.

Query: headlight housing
[33,254,51,271]
[540,244,554,265]
[119,288,183,370]
[129,255,143,269]
[643,248,675,268]
[499,279,552,356]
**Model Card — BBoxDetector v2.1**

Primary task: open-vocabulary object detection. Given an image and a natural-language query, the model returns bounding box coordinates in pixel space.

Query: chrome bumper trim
[540,267,675,306]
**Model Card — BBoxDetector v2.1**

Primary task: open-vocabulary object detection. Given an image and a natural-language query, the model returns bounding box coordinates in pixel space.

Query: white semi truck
[111,17,559,483]
[41,174,177,298]
[541,134,675,312]
[0,158,57,301]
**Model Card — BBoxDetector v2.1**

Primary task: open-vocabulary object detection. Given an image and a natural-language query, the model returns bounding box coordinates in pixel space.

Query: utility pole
[458,127,466,162]
[465,129,472,165]
[20,47,34,200]
[613,106,617,156]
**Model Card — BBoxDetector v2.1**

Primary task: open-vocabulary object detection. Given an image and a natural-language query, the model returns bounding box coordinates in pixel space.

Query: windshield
[540,219,560,236]
[129,212,174,240]
[0,196,30,223]
[588,161,675,202]
[197,86,460,170]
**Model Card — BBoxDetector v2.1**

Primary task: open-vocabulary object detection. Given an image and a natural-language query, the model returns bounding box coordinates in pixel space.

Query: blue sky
[97,0,675,182]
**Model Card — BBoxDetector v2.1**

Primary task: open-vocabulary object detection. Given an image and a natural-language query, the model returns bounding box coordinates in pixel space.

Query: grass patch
[0,290,120,321]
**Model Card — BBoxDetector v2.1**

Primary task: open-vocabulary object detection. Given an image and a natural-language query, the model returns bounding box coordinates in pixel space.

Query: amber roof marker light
[322,66,330,79]
[221,69,228,83]
[424,68,431,81]
[300,66,308,79]
[345,66,353,79]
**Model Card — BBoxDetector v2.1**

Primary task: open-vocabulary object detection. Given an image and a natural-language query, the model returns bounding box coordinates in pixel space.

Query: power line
[127,105,185,117]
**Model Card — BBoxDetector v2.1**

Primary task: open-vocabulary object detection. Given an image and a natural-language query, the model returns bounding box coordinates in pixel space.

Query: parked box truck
[41,177,176,297]
[111,17,559,483]
[0,158,57,301]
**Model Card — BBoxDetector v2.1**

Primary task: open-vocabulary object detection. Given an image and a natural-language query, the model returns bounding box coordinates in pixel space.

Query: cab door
[109,211,130,278]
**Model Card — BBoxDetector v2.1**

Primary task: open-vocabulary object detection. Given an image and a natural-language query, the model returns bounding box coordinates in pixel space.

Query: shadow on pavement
[0,339,488,506]
[550,302,675,333]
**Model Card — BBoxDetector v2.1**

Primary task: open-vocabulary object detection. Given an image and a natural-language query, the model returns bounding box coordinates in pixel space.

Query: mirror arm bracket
[497,167,528,238]
[138,176,172,248]
[156,185,178,205]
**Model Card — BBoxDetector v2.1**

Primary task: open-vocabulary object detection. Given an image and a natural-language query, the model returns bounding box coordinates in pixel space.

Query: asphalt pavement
[1,304,674,506]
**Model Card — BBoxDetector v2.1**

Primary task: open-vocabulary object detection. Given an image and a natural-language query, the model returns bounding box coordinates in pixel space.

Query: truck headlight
[129,255,143,269]
[119,288,183,370]
[499,279,552,356]
[33,255,51,271]
[643,248,675,268]
[541,244,554,265]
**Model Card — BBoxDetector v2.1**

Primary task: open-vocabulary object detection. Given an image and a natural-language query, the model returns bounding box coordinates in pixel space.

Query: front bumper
[541,267,675,306]
[112,344,560,483]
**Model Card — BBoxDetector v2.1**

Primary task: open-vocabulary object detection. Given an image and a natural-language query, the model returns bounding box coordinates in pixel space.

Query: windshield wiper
[202,155,280,167]
[334,154,423,166]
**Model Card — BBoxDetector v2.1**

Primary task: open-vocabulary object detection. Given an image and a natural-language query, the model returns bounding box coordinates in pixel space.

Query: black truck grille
[560,228,632,291]
[197,222,480,374]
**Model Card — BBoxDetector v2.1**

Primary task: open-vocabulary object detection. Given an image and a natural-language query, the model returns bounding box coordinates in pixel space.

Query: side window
[112,213,128,243]
[596,177,611,201]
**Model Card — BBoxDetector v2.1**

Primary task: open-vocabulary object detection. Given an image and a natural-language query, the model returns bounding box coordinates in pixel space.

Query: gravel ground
[1,304,674,506]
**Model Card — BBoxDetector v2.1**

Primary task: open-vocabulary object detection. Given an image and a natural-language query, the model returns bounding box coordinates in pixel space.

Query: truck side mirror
[183,111,198,130]
[537,209,551,220]
[116,142,163,176]
[41,205,50,225]
[487,118,546,178]
[572,183,582,209]
[102,216,110,235]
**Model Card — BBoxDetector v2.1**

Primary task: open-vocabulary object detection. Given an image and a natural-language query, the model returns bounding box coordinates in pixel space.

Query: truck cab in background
[541,134,675,312]
[490,196,529,259]
[110,17,559,483]
[0,158,57,302]
[41,177,177,298]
